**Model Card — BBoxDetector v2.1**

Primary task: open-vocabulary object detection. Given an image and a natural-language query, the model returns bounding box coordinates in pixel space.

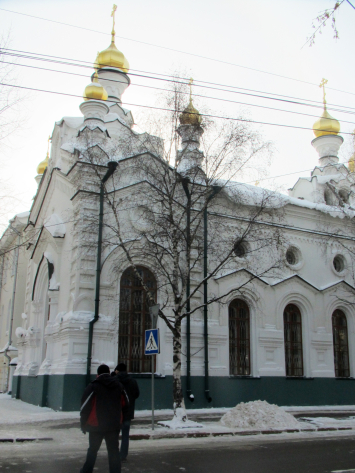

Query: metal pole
[182,179,192,401]
[152,354,154,430]
[86,162,118,385]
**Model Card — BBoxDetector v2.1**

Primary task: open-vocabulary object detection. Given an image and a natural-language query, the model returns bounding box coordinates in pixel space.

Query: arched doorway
[229,299,250,375]
[283,304,303,377]
[332,309,350,378]
[118,266,157,372]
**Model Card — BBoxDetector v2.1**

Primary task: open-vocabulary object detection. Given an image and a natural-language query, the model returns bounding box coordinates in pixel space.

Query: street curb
[128,426,355,441]
[0,437,53,443]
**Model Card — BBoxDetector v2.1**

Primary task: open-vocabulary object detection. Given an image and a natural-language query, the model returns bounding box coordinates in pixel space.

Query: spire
[179,78,202,126]
[312,78,340,138]
[111,4,117,44]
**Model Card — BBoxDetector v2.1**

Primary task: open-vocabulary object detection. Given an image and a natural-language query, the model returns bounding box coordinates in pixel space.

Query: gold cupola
[313,78,340,138]
[37,137,50,175]
[94,5,129,73]
[83,72,108,101]
[179,78,202,126]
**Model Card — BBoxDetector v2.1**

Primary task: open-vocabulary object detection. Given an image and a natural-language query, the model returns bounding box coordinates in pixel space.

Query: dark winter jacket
[116,372,140,421]
[80,373,123,433]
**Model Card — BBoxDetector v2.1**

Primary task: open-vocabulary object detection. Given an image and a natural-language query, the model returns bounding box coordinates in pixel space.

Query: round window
[286,248,298,266]
[233,240,246,258]
[333,255,345,273]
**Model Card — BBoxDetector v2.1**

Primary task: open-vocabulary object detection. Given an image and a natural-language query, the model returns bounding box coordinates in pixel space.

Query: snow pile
[220,400,300,430]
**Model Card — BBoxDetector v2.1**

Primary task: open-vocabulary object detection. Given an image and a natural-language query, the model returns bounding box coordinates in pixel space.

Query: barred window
[332,310,350,378]
[284,304,303,377]
[118,266,157,373]
[229,299,250,375]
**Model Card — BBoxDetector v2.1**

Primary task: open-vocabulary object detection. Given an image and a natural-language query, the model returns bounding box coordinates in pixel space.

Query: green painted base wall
[12,375,355,411]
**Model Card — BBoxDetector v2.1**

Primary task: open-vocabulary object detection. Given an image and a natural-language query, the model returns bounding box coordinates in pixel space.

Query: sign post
[147,304,160,431]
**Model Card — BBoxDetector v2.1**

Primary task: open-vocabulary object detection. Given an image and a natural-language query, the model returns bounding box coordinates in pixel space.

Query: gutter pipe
[203,186,221,403]
[5,225,21,393]
[182,179,193,402]
[86,161,118,385]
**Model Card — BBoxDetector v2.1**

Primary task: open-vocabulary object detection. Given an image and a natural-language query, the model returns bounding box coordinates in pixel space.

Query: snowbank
[220,400,300,430]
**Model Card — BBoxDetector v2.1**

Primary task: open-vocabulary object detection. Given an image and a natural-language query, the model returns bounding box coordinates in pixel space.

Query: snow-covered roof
[56,117,84,128]
[223,181,355,219]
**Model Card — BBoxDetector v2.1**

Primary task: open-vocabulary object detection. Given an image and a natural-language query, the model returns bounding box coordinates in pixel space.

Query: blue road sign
[145,328,160,355]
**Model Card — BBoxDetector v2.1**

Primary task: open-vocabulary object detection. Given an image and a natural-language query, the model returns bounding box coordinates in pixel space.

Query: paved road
[2,434,355,473]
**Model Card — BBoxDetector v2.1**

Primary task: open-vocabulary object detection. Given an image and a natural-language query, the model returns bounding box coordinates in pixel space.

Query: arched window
[332,310,350,378]
[284,304,303,377]
[229,299,250,375]
[118,266,157,373]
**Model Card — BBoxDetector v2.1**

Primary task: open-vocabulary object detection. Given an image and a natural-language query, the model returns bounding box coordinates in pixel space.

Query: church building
[1,12,355,411]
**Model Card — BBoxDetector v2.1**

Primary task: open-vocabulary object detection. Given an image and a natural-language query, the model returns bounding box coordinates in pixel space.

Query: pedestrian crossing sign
[145,328,160,355]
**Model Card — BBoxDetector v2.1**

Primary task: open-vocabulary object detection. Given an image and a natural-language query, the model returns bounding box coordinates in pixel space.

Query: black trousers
[80,430,121,473]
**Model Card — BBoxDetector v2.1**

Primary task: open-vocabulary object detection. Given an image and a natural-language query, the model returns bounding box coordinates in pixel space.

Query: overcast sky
[1,0,355,231]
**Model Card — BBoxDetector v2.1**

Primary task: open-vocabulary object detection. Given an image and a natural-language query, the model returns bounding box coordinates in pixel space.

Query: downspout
[86,161,118,384]
[182,179,193,402]
[203,186,221,403]
[5,225,21,393]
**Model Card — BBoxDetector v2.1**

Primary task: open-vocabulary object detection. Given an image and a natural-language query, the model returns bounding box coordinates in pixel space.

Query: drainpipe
[86,161,118,385]
[203,186,221,403]
[182,179,193,402]
[5,225,21,393]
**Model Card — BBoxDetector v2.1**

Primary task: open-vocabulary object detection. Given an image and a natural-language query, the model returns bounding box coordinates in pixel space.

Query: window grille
[283,304,304,377]
[229,299,250,375]
[118,266,157,373]
[332,309,350,378]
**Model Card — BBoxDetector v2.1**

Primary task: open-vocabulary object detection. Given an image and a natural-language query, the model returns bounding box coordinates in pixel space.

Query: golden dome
[348,155,355,173]
[313,106,340,138]
[83,72,108,101]
[179,99,202,126]
[95,41,129,73]
[94,5,129,73]
[37,152,49,175]
[179,78,202,126]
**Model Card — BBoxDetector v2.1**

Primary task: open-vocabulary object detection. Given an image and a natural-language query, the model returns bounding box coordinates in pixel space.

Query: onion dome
[179,99,202,126]
[37,151,49,175]
[179,78,202,126]
[94,42,129,73]
[83,72,108,101]
[94,5,129,73]
[313,106,340,138]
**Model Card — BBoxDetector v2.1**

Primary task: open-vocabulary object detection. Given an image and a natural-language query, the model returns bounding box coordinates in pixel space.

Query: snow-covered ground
[2,393,355,436]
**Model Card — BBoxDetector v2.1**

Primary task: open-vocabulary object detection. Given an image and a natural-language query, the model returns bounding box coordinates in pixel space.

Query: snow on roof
[223,180,355,219]
[56,117,84,128]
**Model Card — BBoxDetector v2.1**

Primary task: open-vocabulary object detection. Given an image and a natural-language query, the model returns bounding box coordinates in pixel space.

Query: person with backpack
[113,363,140,462]
[80,364,127,473]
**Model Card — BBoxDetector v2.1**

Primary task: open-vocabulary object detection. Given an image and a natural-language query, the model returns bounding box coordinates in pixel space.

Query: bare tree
[0,34,26,233]
[305,0,355,47]
[73,80,285,422]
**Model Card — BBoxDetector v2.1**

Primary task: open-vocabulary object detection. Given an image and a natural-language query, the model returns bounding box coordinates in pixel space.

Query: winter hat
[97,364,110,375]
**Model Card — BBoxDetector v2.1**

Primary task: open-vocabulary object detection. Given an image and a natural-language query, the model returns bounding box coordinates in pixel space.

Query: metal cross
[319,78,328,105]
[111,4,117,42]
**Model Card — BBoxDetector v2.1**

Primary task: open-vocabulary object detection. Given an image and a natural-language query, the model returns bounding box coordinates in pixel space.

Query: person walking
[114,363,140,462]
[80,364,124,473]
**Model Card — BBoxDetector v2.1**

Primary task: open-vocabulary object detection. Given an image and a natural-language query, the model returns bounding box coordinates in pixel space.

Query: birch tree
[76,79,285,422]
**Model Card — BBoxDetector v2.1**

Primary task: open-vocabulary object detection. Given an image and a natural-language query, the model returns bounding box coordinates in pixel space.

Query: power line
[1,7,355,99]
[3,47,355,115]
[2,81,355,135]
[3,59,355,126]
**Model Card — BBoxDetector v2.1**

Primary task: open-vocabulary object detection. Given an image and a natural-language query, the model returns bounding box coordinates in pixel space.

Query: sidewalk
[2,393,355,442]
